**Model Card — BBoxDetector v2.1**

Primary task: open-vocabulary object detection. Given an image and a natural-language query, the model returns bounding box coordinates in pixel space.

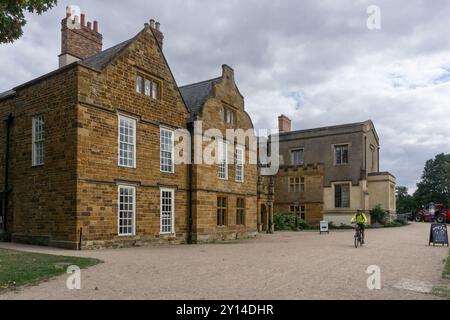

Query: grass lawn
[0,249,101,291]
[432,249,450,299]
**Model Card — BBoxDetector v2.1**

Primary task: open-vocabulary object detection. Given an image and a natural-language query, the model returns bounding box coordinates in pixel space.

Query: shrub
[274,213,297,231]
[329,222,354,230]
[274,213,310,231]
[370,205,388,224]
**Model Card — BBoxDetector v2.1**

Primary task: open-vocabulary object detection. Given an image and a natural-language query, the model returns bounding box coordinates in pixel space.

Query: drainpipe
[187,121,194,244]
[377,147,380,172]
[3,114,13,233]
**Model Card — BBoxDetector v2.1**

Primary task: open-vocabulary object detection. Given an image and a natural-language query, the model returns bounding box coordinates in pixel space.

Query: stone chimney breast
[59,6,103,67]
[278,115,291,133]
[149,19,164,48]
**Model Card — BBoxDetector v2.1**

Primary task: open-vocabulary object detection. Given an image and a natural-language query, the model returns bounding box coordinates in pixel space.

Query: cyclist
[351,209,368,244]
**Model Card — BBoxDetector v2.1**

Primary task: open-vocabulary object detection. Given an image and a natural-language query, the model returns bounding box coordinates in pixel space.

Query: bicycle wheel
[354,235,359,248]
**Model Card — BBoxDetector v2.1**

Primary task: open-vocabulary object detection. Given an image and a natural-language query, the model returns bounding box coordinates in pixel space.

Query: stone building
[274,115,396,225]
[0,9,265,249]
[179,65,260,242]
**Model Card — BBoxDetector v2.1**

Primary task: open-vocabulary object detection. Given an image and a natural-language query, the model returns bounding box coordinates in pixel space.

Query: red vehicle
[415,203,450,223]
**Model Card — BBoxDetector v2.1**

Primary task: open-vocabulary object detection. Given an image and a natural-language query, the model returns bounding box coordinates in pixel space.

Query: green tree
[414,153,450,208]
[0,0,57,44]
[396,186,416,214]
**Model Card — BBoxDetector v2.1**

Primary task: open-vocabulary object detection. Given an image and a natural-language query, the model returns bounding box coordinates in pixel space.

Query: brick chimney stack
[278,115,291,133]
[59,6,103,67]
[149,19,164,48]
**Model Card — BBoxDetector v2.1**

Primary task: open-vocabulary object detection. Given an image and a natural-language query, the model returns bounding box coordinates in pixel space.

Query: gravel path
[0,222,448,300]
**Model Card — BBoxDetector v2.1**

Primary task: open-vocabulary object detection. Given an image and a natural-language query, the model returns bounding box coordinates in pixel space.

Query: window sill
[119,165,137,169]
[134,91,161,101]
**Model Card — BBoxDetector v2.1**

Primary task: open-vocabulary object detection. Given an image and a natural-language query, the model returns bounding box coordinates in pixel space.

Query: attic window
[224,107,236,127]
[136,73,162,100]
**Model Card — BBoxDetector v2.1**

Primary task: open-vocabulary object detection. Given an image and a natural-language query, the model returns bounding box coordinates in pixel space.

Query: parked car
[414,203,450,223]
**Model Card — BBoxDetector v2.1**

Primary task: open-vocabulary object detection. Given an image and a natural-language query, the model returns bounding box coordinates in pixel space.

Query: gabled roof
[0,39,134,99]
[179,77,221,119]
[0,90,16,100]
[80,39,134,71]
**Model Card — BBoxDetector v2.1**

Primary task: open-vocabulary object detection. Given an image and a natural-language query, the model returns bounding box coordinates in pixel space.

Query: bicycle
[353,223,364,248]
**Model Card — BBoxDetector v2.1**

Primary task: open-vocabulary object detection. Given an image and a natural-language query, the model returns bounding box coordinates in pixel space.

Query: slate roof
[179,77,221,119]
[0,37,135,100]
[80,39,133,71]
[0,90,16,100]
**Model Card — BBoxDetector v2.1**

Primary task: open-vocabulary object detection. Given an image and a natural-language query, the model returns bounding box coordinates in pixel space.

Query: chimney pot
[60,9,103,67]
[66,6,71,18]
[150,19,155,28]
[155,22,160,31]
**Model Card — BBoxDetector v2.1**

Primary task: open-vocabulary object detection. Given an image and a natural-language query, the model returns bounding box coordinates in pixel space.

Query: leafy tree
[396,186,417,214]
[414,153,450,208]
[0,0,57,44]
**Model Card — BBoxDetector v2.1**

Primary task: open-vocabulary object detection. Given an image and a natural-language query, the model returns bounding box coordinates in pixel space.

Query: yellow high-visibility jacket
[351,213,368,225]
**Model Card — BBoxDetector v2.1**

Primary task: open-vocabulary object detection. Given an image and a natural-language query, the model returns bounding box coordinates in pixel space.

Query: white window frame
[32,114,45,166]
[118,185,136,237]
[218,140,228,180]
[235,145,244,182]
[118,115,136,168]
[160,127,175,173]
[160,188,175,235]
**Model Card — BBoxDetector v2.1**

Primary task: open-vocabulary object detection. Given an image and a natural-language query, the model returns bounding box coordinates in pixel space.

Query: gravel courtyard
[0,222,448,300]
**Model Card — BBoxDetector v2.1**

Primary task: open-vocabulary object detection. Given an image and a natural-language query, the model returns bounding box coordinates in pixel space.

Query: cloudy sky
[1,0,449,192]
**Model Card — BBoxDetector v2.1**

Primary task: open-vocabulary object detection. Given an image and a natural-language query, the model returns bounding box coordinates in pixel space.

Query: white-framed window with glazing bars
[160,127,174,173]
[235,146,244,182]
[218,140,228,180]
[118,115,136,168]
[118,185,136,236]
[32,114,45,166]
[160,188,175,234]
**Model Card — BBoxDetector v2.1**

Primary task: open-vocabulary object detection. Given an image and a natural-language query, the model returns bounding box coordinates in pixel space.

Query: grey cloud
[1,0,449,192]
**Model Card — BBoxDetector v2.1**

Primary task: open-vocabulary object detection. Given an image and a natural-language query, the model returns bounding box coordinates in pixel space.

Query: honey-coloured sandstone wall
[191,65,258,242]
[75,26,190,248]
[0,67,79,248]
[273,165,324,225]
